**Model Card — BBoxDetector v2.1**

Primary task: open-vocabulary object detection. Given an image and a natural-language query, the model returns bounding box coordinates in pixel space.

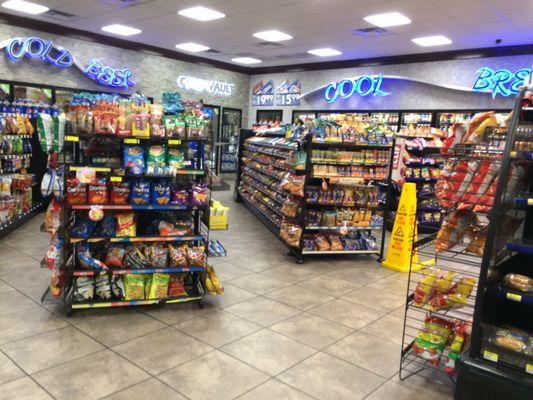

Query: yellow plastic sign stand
[382,182,432,273]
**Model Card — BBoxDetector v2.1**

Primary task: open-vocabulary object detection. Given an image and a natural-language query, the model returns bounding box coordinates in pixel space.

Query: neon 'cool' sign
[472,67,531,98]
[324,74,389,103]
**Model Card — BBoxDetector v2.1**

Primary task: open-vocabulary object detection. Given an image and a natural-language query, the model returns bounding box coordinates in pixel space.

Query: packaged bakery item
[169,244,189,267]
[110,182,130,205]
[281,196,299,218]
[503,273,533,293]
[329,235,344,251]
[131,180,150,205]
[445,321,470,375]
[412,315,454,365]
[105,245,125,268]
[116,212,136,237]
[124,274,145,300]
[461,112,497,144]
[315,235,331,251]
[67,178,87,205]
[280,174,304,197]
[490,327,530,354]
[435,212,475,252]
[279,222,302,248]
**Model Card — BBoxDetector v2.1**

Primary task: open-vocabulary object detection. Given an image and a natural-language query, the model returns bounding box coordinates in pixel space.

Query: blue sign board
[324,74,389,103]
[252,80,274,106]
[276,79,301,106]
[472,67,531,98]
[3,36,135,89]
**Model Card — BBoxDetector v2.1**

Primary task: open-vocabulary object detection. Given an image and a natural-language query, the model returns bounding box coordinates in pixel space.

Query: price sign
[168,139,181,145]
[124,138,140,144]
[110,176,123,182]
[483,350,499,362]
[65,135,79,142]
[506,292,522,302]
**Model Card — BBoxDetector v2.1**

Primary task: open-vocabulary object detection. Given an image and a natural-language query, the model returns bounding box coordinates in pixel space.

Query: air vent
[353,27,390,37]
[255,41,284,49]
[43,9,77,20]
[206,49,223,55]
[269,52,312,60]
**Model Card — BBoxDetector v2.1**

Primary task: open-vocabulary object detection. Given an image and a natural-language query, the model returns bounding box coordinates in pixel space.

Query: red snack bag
[436,160,478,209]
[105,245,125,268]
[458,160,499,210]
[168,274,187,297]
[66,178,87,205]
[88,183,108,204]
[110,182,130,205]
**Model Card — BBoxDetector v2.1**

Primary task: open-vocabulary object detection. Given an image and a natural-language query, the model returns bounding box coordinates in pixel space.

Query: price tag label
[65,135,79,142]
[94,167,111,172]
[526,364,533,375]
[168,139,181,145]
[124,138,140,144]
[506,292,522,302]
[110,176,122,182]
[483,350,499,362]
[528,198,533,206]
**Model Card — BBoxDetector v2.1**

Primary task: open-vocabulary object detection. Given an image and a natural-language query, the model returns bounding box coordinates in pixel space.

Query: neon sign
[2,36,135,89]
[324,74,389,103]
[84,59,134,89]
[6,37,73,67]
[177,75,234,96]
[472,67,531,98]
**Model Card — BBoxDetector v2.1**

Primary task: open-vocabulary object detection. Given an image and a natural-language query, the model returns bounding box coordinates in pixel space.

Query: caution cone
[382,183,434,272]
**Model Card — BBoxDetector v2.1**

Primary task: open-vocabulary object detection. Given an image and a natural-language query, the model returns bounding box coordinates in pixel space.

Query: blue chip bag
[151,180,171,205]
[97,215,116,237]
[124,146,145,175]
[72,218,96,238]
[131,180,150,205]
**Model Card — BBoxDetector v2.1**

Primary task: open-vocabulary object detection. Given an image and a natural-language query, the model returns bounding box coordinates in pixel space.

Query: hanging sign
[177,75,234,96]
[472,67,531,98]
[1,36,135,89]
[252,80,274,106]
[324,74,389,103]
[276,79,301,106]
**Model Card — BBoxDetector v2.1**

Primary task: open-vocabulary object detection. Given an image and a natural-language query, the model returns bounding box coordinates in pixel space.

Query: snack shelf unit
[455,88,533,400]
[57,129,212,316]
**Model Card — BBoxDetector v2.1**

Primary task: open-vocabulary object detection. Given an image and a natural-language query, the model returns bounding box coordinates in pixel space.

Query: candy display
[306,185,379,208]
[302,231,377,252]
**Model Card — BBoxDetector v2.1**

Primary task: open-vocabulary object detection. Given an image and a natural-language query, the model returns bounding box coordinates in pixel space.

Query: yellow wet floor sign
[382,182,431,272]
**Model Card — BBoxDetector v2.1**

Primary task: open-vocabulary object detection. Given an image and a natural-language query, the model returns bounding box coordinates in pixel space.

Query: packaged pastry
[503,273,533,293]
[279,222,302,247]
[315,235,330,251]
[281,197,299,218]
[490,327,531,354]
[329,235,344,251]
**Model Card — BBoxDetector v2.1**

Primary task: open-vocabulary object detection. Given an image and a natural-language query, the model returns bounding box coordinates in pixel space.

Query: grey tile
[0,269,50,300]
[105,378,187,400]
[0,351,25,385]
[1,326,104,374]
[237,379,314,400]
[264,285,334,310]
[204,283,257,309]
[341,286,405,312]
[73,310,167,347]
[177,310,261,347]
[0,376,53,400]
[309,299,386,330]
[232,256,273,272]
[391,371,455,400]
[221,329,316,376]
[0,253,38,276]
[270,313,353,350]
[214,262,255,281]
[225,297,300,327]
[365,380,428,400]
[0,307,68,345]
[143,301,215,325]
[278,352,385,400]
[0,286,35,314]
[359,314,405,345]
[326,268,378,287]
[390,305,406,319]
[0,280,14,294]
[113,327,212,375]
[261,265,318,284]
[159,350,268,400]
[229,273,291,295]
[33,350,149,400]
[325,331,401,378]
[366,275,409,297]
[297,275,361,296]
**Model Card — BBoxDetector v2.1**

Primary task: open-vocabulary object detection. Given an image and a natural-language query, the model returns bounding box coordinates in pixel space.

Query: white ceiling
[2,0,533,68]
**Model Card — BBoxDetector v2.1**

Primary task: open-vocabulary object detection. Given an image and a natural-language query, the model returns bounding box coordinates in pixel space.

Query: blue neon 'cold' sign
[472,67,531,98]
[6,37,73,67]
[324,74,389,103]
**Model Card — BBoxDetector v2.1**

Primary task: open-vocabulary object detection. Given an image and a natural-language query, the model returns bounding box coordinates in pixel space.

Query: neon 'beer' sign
[472,67,531,98]
[324,74,389,103]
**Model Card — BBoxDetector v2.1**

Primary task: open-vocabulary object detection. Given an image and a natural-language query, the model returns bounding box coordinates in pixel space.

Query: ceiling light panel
[101,24,142,36]
[364,12,411,28]
[307,48,342,57]
[178,6,225,21]
[1,0,48,14]
[412,35,452,46]
[176,42,210,52]
[231,57,262,64]
[253,30,293,42]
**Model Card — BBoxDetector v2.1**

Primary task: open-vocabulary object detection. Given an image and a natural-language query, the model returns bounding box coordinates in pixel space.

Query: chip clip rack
[57,127,212,316]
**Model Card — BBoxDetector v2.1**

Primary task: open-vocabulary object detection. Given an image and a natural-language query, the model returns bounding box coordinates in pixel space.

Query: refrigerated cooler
[202,104,221,172]
[219,107,242,173]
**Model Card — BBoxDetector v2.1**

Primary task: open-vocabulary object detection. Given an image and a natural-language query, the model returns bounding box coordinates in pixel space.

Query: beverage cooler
[201,104,221,173]
[218,107,242,173]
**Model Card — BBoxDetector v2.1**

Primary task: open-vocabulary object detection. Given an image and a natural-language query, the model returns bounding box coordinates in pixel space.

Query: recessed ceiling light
[307,48,342,57]
[412,35,452,47]
[364,12,411,28]
[232,57,262,64]
[178,6,225,21]
[176,42,210,52]
[101,24,141,36]
[1,0,48,14]
[253,30,293,42]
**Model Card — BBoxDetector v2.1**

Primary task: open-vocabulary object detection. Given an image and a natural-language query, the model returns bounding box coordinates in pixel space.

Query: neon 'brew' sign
[472,67,531,98]
[2,36,135,89]
[324,74,389,103]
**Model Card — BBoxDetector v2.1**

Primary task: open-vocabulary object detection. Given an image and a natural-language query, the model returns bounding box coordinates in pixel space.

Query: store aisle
[0,184,453,400]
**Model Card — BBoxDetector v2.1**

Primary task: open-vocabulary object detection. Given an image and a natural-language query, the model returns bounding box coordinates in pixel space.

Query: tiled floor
[0,182,455,400]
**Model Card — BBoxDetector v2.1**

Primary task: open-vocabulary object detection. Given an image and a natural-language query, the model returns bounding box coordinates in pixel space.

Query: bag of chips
[168,148,185,169]
[151,181,171,205]
[131,180,150,205]
[148,244,168,268]
[88,182,108,204]
[187,246,206,267]
[116,212,136,237]
[169,244,189,267]
[124,146,145,175]
[168,274,187,296]
[67,178,87,205]
[190,182,209,206]
[124,274,145,300]
[171,187,189,205]
[110,182,130,205]
[105,245,125,268]
[148,273,170,299]
[147,145,167,168]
